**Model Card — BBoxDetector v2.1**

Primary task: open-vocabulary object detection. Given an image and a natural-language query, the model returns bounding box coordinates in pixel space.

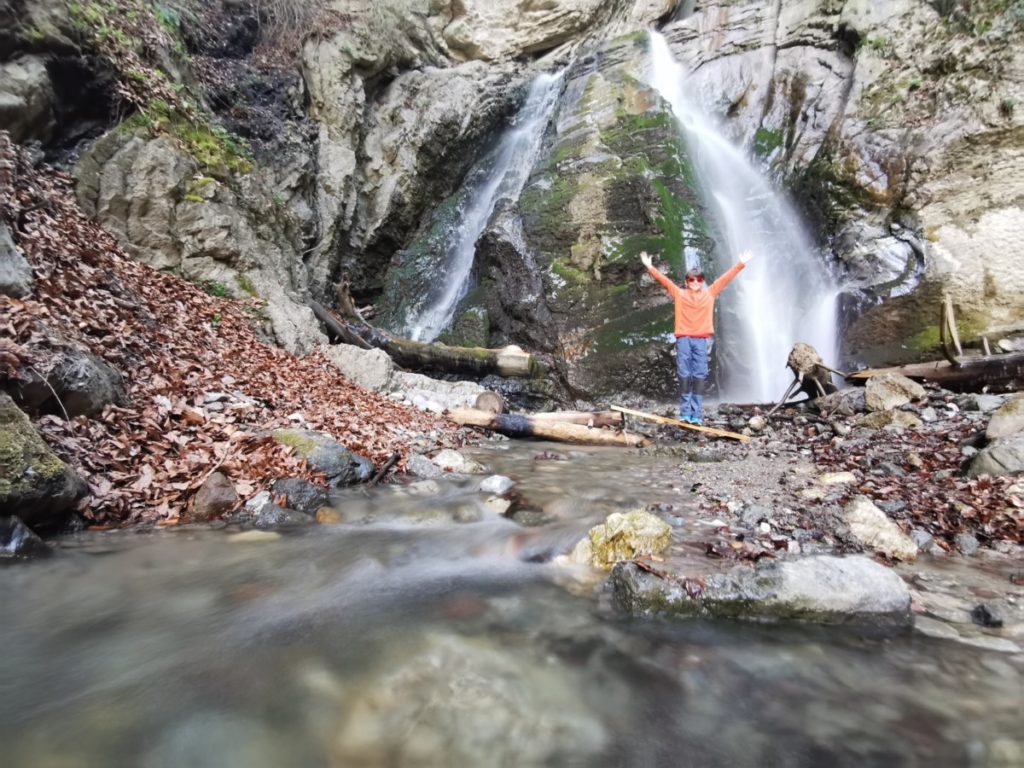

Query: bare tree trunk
[847,354,1024,392]
[448,408,645,447]
[310,301,543,379]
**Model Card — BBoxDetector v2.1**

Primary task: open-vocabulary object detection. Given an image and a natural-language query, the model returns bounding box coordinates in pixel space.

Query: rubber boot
[690,377,707,425]
[678,376,692,421]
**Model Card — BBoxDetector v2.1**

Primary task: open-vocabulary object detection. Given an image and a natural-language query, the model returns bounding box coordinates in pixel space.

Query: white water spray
[407,73,563,341]
[646,32,840,402]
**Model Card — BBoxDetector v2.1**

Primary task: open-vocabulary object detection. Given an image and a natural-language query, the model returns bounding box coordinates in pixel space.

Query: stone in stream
[567,510,671,570]
[191,471,239,522]
[611,555,912,626]
[269,477,329,516]
[0,515,52,559]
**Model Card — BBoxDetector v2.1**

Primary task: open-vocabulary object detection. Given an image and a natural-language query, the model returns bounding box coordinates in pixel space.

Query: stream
[2,440,1021,767]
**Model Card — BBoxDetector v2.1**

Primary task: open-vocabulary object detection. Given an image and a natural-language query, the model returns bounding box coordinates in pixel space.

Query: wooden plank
[610,405,751,442]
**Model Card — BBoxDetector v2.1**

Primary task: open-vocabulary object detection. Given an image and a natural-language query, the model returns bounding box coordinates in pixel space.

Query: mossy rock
[0,393,87,529]
[271,429,374,487]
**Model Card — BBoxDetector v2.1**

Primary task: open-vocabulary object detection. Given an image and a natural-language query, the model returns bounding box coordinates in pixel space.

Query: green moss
[236,272,258,298]
[272,430,317,454]
[0,398,69,501]
[202,280,232,298]
[753,127,784,157]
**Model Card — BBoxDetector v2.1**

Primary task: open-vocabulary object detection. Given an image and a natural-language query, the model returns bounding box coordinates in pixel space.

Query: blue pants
[675,336,709,421]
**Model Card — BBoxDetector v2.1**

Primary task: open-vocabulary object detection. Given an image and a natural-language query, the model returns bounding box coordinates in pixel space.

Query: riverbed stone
[857,409,923,430]
[611,555,912,626]
[568,509,671,570]
[865,373,927,412]
[270,477,329,515]
[843,496,918,561]
[406,453,443,479]
[479,474,515,495]
[191,471,238,522]
[331,632,606,766]
[252,502,315,529]
[432,448,487,474]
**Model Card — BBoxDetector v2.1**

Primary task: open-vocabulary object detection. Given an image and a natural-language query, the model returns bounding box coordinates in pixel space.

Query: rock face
[0,393,87,529]
[612,555,913,625]
[0,55,56,144]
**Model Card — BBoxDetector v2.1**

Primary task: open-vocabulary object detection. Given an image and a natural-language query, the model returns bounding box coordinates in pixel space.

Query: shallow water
[2,441,1021,767]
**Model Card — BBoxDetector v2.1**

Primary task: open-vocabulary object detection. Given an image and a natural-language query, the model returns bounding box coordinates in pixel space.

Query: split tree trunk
[448,408,645,447]
[847,353,1024,392]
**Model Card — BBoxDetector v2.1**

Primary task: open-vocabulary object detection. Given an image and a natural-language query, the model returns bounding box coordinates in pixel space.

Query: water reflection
[1,442,1021,767]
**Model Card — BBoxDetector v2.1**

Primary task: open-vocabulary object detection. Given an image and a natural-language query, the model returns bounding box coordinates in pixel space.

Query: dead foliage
[0,135,463,526]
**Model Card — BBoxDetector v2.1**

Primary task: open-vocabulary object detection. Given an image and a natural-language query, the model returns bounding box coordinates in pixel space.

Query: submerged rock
[0,515,52,560]
[612,555,912,626]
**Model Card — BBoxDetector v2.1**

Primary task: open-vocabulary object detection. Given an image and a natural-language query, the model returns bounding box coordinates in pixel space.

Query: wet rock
[270,478,328,515]
[145,711,295,768]
[0,223,33,298]
[612,555,912,626]
[191,472,239,522]
[432,448,487,474]
[568,510,671,570]
[252,502,315,529]
[331,633,606,766]
[955,532,980,556]
[0,55,55,144]
[406,453,443,479]
[985,395,1024,441]
[479,474,515,495]
[748,415,768,432]
[271,429,374,486]
[909,529,935,553]
[843,496,918,561]
[0,393,87,529]
[971,603,1004,628]
[865,373,926,412]
[0,515,52,559]
[957,393,1008,413]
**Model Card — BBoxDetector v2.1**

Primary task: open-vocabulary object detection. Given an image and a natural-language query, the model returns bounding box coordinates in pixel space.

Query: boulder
[432,449,487,474]
[252,502,315,529]
[320,344,395,392]
[612,555,912,626]
[406,453,443,479]
[857,410,923,430]
[0,55,55,144]
[271,429,374,486]
[6,338,126,418]
[0,393,87,528]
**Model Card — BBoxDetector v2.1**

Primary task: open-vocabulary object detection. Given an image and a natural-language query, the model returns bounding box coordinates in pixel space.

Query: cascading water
[645,32,840,403]
[407,72,563,342]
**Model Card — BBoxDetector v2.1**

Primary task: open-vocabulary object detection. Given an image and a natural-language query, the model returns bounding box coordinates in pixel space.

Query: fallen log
[528,410,624,428]
[310,301,543,379]
[611,405,751,442]
[846,353,1024,392]
[448,408,646,447]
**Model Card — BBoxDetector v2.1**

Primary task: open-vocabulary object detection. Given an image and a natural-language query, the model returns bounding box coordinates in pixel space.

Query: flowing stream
[645,33,841,403]
[2,441,1021,767]
[407,73,563,342]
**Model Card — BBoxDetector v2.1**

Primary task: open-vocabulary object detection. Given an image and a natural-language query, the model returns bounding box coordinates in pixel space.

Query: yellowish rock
[316,507,343,524]
[569,510,671,570]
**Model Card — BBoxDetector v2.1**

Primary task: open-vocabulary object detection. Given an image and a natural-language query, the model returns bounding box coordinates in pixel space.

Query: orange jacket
[646,261,745,337]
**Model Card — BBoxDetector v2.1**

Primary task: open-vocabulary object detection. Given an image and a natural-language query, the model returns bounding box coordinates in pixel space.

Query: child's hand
[739,250,754,265]
[640,252,652,268]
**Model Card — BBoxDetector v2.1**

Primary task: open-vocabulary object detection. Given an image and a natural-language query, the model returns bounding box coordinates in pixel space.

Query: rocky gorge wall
[2,0,1022,404]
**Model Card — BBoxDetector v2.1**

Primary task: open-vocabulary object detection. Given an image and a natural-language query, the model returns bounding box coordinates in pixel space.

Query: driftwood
[611,405,751,442]
[846,353,1024,391]
[310,300,542,379]
[448,408,646,447]
[767,343,841,417]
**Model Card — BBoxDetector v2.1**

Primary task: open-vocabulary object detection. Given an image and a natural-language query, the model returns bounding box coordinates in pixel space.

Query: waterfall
[645,32,840,403]
[407,72,563,342]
